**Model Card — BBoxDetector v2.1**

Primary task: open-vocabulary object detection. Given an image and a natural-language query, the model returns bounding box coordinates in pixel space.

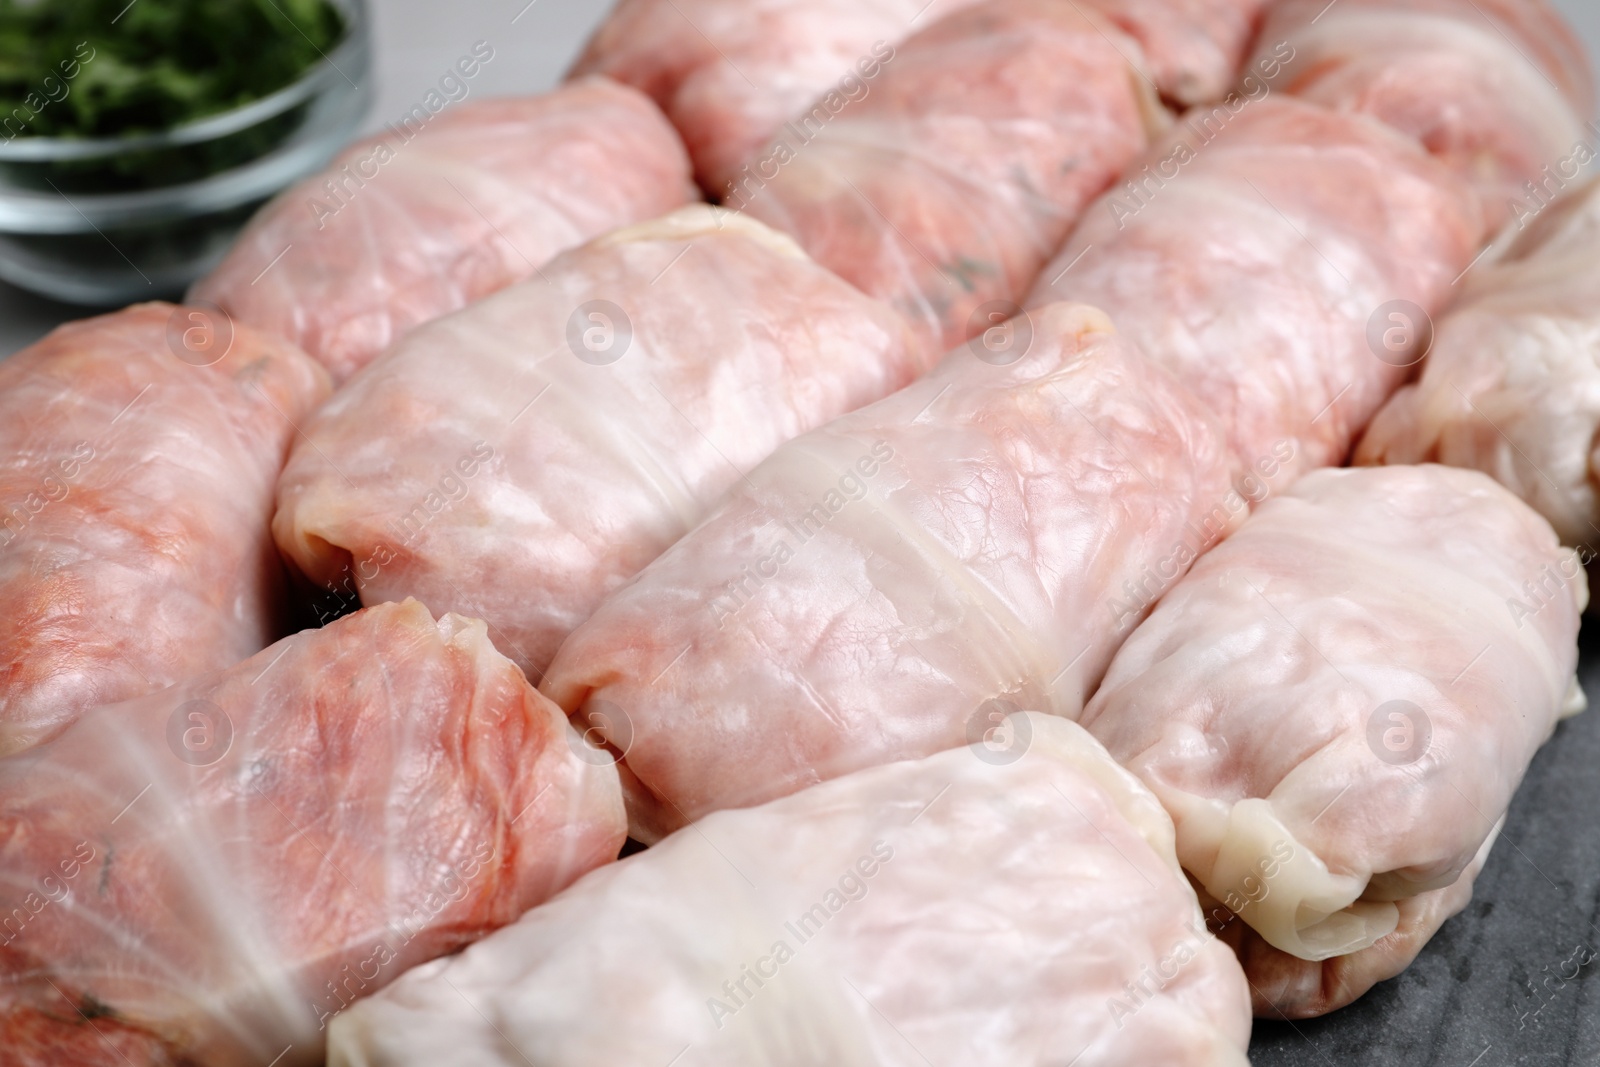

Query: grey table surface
[4,1,1600,1062]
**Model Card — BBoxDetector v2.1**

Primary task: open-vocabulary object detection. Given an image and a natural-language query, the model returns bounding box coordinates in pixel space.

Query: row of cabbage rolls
[0,0,1594,1063]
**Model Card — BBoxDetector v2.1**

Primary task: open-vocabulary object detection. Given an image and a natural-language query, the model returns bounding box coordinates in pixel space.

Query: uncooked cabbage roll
[739,0,1159,353]
[192,78,695,382]
[1028,97,1485,481]
[570,0,982,192]
[1358,177,1600,546]
[572,0,1267,195]
[543,303,1241,841]
[1249,0,1594,228]
[328,714,1252,1067]
[0,599,622,1067]
[1082,465,1584,1015]
[272,206,922,679]
[0,303,329,756]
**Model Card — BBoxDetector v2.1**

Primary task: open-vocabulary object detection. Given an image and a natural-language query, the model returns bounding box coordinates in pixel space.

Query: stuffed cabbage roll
[738,0,1158,354]
[1081,465,1585,1014]
[191,79,695,382]
[1250,0,1594,228]
[1027,97,1484,481]
[1357,177,1600,547]
[328,713,1252,1067]
[0,599,623,1067]
[572,0,1265,195]
[569,0,983,193]
[543,303,1242,842]
[0,303,329,756]
[273,206,922,680]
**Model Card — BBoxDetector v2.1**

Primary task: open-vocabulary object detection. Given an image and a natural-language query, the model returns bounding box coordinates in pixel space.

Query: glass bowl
[0,0,371,306]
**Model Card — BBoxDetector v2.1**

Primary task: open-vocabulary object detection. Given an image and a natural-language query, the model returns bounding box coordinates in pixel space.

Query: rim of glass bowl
[0,0,370,233]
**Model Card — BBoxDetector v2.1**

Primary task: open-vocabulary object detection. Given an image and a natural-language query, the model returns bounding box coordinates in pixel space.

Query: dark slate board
[1249,619,1600,1065]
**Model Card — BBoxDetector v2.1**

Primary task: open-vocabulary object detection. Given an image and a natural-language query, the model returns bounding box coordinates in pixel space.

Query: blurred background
[1,0,1594,356]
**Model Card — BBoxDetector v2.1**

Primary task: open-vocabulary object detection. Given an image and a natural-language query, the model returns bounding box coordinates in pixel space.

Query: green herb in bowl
[0,0,347,190]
